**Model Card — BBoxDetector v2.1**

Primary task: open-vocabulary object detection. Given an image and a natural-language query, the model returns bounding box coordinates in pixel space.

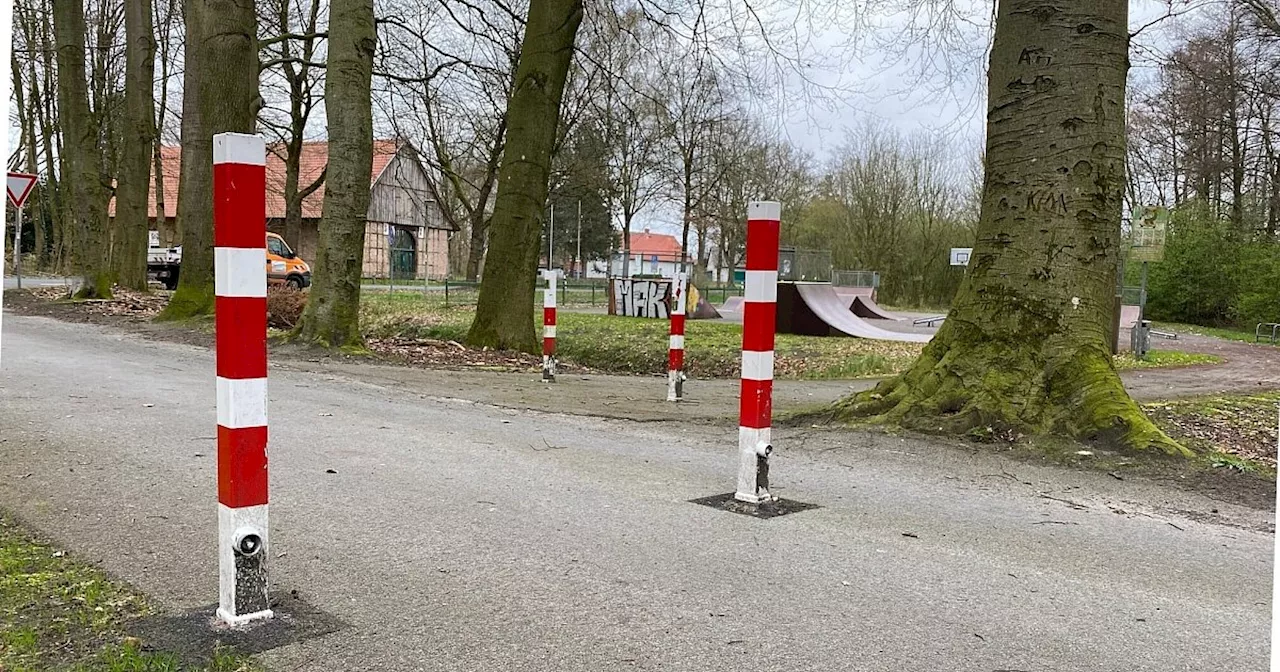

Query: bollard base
[666,369,684,402]
[690,492,819,519]
[134,591,343,665]
[215,607,274,628]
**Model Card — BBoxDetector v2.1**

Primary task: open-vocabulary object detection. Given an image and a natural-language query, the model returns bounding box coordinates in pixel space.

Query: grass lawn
[0,515,259,672]
[360,294,1220,380]
[1152,321,1264,344]
[1142,392,1279,475]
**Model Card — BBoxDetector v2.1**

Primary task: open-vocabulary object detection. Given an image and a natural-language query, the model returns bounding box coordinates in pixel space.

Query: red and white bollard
[542,269,557,382]
[736,202,780,504]
[667,272,687,402]
[213,133,273,625]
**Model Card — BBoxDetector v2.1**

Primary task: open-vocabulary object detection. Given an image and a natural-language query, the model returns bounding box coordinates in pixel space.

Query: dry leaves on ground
[28,286,169,319]
[366,337,592,374]
[1144,394,1279,467]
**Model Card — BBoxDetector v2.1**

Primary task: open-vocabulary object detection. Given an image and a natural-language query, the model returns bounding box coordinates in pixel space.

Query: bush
[266,286,306,329]
[1233,244,1280,326]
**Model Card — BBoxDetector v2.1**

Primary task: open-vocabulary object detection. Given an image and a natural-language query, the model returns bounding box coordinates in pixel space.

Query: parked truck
[147,231,311,290]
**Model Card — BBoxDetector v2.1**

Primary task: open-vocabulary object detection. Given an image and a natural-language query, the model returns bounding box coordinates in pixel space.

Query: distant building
[608,228,692,278]
[108,140,456,280]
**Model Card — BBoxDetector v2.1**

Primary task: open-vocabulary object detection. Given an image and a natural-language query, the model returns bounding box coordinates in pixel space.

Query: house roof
[109,139,405,220]
[627,229,684,258]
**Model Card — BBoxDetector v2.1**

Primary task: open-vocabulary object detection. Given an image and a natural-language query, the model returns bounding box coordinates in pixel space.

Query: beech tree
[465,0,585,352]
[292,0,375,347]
[161,0,259,318]
[824,0,1185,453]
[53,0,113,298]
[114,0,157,290]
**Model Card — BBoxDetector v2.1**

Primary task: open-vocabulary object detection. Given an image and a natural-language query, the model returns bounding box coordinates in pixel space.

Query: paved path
[2,274,77,290]
[0,314,1272,671]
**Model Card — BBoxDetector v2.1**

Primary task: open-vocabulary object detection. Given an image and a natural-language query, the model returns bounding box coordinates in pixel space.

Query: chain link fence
[832,270,880,288]
[361,278,745,310]
[778,247,832,282]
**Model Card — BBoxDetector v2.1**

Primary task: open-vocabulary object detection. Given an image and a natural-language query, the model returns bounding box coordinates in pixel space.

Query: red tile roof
[109,139,404,220]
[627,230,683,258]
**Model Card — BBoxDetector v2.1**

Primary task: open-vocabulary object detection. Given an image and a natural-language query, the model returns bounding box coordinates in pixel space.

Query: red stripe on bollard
[216,425,269,507]
[738,378,774,429]
[211,165,266,249]
[214,296,268,379]
[744,219,780,271]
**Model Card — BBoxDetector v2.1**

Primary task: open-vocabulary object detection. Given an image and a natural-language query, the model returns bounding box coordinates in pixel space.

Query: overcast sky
[4,0,1207,237]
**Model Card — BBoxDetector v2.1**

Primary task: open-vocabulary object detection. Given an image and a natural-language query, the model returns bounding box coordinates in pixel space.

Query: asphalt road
[2,274,78,290]
[0,313,1272,671]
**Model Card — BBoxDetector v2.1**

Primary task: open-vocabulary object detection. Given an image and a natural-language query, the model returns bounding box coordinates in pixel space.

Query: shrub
[266,286,306,330]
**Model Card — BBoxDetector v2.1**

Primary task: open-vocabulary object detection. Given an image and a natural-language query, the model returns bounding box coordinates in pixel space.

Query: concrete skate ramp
[691,296,721,319]
[720,296,745,313]
[1120,304,1140,329]
[834,286,874,303]
[850,295,903,321]
[780,283,932,343]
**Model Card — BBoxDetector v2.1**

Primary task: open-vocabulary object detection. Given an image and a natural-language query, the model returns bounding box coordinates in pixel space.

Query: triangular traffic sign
[7,172,38,208]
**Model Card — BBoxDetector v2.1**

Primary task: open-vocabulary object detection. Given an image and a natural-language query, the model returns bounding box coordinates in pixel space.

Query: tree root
[157,282,214,321]
[799,324,1189,457]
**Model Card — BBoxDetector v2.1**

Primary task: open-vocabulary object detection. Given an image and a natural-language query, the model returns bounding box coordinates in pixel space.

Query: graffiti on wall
[610,279,673,319]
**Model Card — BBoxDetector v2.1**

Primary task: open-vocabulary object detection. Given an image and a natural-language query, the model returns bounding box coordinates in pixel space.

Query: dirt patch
[366,337,593,375]
[1120,331,1280,399]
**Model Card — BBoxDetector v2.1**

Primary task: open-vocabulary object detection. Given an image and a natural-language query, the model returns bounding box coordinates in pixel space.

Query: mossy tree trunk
[161,0,258,319]
[53,0,113,299]
[829,0,1185,454]
[466,0,584,352]
[292,0,374,348]
[114,0,156,291]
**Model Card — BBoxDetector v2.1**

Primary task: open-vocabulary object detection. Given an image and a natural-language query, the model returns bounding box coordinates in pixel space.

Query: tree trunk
[283,138,305,246]
[11,51,31,260]
[465,210,488,281]
[152,0,174,237]
[818,0,1184,454]
[292,0,374,348]
[161,0,258,319]
[465,0,584,352]
[53,0,114,298]
[115,0,157,290]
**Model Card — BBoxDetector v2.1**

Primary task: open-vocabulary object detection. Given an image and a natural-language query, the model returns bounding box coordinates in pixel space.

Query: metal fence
[361,278,744,309]
[778,247,832,282]
[832,270,880,288]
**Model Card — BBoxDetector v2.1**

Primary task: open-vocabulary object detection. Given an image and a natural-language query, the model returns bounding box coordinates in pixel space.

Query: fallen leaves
[1143,393,1279,468]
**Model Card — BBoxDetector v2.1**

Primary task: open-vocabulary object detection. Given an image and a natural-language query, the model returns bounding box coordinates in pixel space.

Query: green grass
[1112,349,1222,370]
[359,296,1216,380]
[1151,321,1261,344]
[0,515,261,672]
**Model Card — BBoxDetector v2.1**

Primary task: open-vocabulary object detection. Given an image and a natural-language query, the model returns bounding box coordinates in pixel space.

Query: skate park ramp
[1120,304,1140,329]
[781,283,932,343]
[834,286,874,305]
[720,296,745,313]
[684,285,721,319]
[850,295,904,321]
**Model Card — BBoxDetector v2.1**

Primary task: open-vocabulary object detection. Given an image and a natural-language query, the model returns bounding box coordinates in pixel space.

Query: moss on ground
[0,515,260,672]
